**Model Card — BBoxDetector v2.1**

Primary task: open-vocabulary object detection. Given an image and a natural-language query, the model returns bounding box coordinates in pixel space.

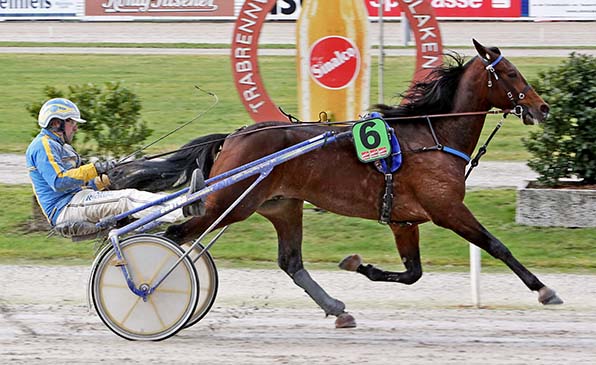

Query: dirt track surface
[1,265,595,364]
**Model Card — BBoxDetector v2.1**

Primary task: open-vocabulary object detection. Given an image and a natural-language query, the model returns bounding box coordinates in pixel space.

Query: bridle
[481,54,531,117]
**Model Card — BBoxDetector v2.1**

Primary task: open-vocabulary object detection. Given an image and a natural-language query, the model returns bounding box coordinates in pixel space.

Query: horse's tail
[108,133,228,192]
[173,132,228,182]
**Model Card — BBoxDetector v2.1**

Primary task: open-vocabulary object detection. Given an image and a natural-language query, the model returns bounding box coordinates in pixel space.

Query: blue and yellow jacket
[26,129,102,225]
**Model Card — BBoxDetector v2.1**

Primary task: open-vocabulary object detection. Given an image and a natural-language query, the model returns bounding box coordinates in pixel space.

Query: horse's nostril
[540,104,550,117]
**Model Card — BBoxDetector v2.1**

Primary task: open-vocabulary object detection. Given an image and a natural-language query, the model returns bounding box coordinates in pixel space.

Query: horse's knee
[278,254,303,275]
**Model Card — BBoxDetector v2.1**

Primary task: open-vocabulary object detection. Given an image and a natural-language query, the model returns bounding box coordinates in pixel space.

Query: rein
[121,52,527,167]
[129,108,515,164]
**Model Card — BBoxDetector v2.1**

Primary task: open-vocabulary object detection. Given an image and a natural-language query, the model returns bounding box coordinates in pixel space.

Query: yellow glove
[93,174,111,191]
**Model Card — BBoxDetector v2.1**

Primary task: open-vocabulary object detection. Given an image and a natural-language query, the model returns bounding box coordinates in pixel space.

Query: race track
[1,265,595,364]
[1,19,595,365]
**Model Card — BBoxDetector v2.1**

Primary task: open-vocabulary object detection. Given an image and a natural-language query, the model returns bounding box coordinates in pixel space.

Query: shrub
[26,82,153,159]
[523,53,596,186]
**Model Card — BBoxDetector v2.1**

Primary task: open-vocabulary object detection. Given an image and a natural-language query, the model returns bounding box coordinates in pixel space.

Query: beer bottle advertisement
[231,0,442,123]
[297,0,371,122]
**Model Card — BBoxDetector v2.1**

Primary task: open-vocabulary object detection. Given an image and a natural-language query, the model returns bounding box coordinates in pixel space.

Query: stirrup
[183,169,206,217]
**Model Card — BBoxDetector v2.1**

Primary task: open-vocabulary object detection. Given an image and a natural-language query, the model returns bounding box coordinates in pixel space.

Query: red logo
[309,36,360,90]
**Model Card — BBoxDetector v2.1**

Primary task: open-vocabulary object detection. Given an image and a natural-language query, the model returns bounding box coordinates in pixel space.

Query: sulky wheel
[90,234,198,341]
[180,242,219,328]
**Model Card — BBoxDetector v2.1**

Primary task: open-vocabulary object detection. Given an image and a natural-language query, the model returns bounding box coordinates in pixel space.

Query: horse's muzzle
[521,103,550,125]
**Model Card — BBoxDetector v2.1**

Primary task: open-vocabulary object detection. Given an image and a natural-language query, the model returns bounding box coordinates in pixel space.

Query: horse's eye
[507,72,518,79]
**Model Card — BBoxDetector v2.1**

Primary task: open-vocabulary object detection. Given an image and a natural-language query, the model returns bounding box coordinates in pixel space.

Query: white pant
[56,189,184,225]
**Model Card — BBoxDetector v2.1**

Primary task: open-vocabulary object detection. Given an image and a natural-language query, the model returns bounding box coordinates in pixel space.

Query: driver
[26,98,188,236]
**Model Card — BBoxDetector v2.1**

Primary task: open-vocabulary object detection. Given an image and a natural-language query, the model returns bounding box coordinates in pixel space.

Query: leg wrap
[293,269,345,316]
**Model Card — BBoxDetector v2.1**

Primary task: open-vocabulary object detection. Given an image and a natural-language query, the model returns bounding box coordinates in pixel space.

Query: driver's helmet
[38,98,87,128]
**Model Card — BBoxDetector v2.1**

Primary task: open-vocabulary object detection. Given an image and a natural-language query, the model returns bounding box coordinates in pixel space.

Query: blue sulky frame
[95,130,352,301]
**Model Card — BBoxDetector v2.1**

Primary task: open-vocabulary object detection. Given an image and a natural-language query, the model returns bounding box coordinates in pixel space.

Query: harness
[115,55,530,226]
[359,53,533,224]
[363,112,403,224]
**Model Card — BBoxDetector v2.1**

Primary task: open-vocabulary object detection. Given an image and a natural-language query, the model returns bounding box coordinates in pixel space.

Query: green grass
[1,53,563,160]
[1,184,594,271]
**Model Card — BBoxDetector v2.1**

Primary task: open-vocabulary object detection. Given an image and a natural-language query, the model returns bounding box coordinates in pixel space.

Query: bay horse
[109,40,561,328]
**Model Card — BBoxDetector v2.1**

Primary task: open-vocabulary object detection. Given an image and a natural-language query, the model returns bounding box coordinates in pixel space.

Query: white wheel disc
[181,243,218,328]
[91,235,198,341]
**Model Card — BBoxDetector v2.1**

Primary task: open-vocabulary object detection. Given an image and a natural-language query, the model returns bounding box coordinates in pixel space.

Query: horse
[108,40,561,328]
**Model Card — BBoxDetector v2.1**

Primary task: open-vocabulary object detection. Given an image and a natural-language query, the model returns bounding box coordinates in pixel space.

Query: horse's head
[472,39,550,125]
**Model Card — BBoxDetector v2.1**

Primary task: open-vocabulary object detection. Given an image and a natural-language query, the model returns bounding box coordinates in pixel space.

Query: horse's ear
[472,38,491,61]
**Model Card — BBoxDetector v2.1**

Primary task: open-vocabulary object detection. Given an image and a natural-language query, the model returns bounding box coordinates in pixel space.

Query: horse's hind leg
[340,224,423,285]
[432,203,563,305]
[257,198,356,328]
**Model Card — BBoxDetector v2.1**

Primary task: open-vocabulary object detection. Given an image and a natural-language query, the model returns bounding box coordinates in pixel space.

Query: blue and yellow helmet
[38,98,87,128]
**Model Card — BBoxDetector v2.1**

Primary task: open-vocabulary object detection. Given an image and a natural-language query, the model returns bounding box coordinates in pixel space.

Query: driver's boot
[183,169,206,217]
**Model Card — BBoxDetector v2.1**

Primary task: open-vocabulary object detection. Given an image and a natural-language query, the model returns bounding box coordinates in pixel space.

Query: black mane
[374,52,470,119]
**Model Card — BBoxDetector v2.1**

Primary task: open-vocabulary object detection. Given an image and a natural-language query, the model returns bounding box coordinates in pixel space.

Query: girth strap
[379,173,394,224]
[368,112,402,224]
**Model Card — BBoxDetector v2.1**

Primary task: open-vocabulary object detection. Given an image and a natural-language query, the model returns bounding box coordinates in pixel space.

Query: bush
[26,82,153,159]
[523,53,596,186]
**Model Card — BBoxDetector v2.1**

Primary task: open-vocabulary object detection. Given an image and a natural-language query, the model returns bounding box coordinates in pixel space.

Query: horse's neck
[434,73,491,157]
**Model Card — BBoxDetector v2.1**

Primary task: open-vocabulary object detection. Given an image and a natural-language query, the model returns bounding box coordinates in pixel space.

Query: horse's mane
[374,52,470,119]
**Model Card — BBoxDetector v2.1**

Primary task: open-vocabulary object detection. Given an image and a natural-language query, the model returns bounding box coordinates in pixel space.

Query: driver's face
[63,118,78,144]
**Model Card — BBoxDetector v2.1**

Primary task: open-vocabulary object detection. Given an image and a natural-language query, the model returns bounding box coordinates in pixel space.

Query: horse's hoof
[538,287,564,305]
[335,312,357,329]
[338,254,362,272]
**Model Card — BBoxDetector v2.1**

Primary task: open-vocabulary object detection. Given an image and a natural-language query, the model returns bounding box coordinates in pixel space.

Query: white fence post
[470,244,481,307]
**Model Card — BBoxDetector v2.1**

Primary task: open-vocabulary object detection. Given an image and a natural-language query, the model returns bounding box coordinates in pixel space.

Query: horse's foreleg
[340,224,423,285]
[433,204,563,305]
[258,198,355,328]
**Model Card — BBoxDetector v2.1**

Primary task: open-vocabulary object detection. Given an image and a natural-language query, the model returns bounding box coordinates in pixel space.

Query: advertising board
[0,0,79,19]
[8,0,592,21]
[529,0,596,20]
[266,0,302,20]
[85,0,235,18]
[232,0,442,122]
[366,0,522,18]
[263,0,523,20]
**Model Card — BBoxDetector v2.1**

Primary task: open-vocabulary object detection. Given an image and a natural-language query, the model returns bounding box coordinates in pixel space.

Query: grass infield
[1,184,594,270]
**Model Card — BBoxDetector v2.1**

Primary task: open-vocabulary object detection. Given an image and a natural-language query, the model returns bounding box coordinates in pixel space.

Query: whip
[118,86,219,164]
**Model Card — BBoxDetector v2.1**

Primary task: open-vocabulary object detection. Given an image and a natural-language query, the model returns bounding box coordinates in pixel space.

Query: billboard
[263,0,524,20]
[232,0,443,122]
[0,0,79,19]
[529,0,596,20]
[366,0,522,19]
[85,0,234,18]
